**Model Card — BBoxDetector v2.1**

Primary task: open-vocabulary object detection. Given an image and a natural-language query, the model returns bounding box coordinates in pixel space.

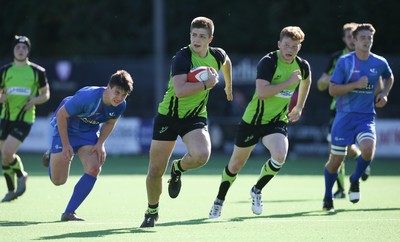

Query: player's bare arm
[56,106,73,162]
[24,84,50,111]
[173,69,218,98]
[91,119,117,164]
[329,76,369,96]
[288,72,311,122]
[375,75,394,108]
[317,72,330,91]
[95,119,118,148]
[221,56,233,101]
[257,70,302,100]
[173,74,206,98]
[0,89,6,103]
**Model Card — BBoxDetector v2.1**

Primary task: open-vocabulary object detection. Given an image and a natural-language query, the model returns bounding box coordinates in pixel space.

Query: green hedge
[0,0,397,58]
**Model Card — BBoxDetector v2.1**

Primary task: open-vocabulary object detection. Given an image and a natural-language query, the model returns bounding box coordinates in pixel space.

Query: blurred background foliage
[0,0,398,58]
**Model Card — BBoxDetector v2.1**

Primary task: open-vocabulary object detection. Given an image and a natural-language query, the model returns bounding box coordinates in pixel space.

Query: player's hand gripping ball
[187,66,218,82]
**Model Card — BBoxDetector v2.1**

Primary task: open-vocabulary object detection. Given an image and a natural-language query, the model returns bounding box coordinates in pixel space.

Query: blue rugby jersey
[330,52,392,114]
[50,86,126,135]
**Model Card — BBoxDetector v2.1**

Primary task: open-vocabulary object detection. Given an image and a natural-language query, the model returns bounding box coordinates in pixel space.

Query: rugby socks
[147,203,159,215]
[336,163,345,191]
[254,158,283,190]
[64,173,97,213]
[2,165,15,191]
[9,155,24,177]
[216,166,237,201]
[336,149,361,191]
[324,168,338,199]
[350,156,371,183]
[2,156,24,192]
[173,159,185,175]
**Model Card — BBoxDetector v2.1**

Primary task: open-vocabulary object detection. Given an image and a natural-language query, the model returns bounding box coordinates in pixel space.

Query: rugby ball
[187,66,217,83]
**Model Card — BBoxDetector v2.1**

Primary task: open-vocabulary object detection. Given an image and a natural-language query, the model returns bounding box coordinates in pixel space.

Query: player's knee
[85,166,101,177]
[271,153,287,164]
[358,142,374,159]
[360,148,374,160]
[1,151,15,164]
[147,166,165,178]
[51,177,67,186]
[228,162,243,174]
[189,151,210,166]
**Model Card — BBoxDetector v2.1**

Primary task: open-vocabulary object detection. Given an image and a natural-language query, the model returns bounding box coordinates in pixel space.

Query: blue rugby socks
[324,168,338,199]
[350,156,371,183]
[64,173,97,213]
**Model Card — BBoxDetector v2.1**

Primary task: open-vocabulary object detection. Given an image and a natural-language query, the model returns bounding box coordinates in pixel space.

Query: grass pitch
[0,153,399,241]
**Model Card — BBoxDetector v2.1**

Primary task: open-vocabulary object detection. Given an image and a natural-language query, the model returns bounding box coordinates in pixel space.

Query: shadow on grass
[156,207,400,226]
[3,207,398,239]
[235,198,321,204]
[36,227,155,240]
[0,220,60,227]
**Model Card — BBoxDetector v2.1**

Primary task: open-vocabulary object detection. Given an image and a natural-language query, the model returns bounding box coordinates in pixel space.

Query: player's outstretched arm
[221,56,233,101]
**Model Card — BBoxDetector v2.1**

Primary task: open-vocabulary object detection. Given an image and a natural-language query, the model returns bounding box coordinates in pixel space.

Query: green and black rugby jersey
[158,45,226,119]
[242,50,310,125]
[324,49,349,111]
[0,61,48,123]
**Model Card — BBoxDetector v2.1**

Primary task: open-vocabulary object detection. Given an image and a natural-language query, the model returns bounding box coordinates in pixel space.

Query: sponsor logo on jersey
[273,75,282,80]
[275,90,293,99]
[81,117,100,125]
[352,83,374,94]
[6,87,31,96]
[369,68,378,75]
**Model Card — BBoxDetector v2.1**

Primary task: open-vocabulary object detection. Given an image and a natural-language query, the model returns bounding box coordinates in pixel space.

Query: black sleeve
[298,58,311,79]
[0,66,5,89]
[37,69,48,88]
[256,54,276,82]
[30,62,48,88]
[0,64,12,89]
[209,47,227,70]
[171,47,192,76]
[323,50,342,74]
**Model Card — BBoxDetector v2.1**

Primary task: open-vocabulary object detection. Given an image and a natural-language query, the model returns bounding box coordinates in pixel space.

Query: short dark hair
[190,16,214,37]
[109,70,134,95]
[353,23,376,38]
[13,35,31,51]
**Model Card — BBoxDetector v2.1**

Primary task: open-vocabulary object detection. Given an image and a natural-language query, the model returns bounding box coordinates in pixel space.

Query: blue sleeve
[116,101,127,118]
[64,90,87,116]
[381,58,393,79]
[330,57,346,84]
